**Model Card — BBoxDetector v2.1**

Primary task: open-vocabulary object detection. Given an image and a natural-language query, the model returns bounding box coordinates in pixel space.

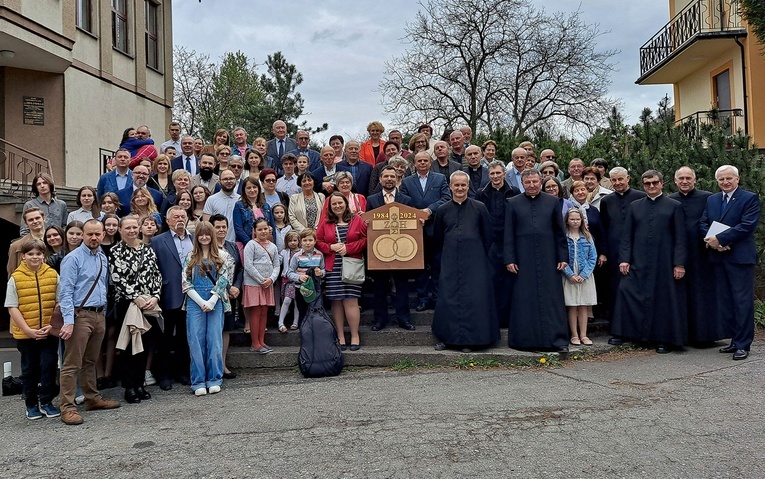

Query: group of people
[6,119,759,426]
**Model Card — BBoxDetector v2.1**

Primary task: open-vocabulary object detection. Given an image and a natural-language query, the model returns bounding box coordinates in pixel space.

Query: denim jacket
[563,234,597,279]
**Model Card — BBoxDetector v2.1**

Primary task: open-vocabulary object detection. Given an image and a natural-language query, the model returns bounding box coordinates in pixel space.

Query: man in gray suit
[504,147,527,192]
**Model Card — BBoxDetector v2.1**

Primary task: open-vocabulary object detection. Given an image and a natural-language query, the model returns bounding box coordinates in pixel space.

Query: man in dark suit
[96,148,133,198]
[339,140,373,196]
[171,135,199,175]
[117,165,164,216]
[311,146,348,196]
[366,166,415,331]
[399,151,451,311]
[266,120,296,175]
[463,145,489,199]
[150,206,192,389]
[700,165,761,360]
[287,131,320,171]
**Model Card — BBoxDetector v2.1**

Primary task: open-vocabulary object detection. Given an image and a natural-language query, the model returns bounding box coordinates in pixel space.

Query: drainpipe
[734,36,749,135]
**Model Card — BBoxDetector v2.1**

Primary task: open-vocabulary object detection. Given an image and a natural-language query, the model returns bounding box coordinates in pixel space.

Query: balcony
[637,0,746,84]
[675,108,744,142]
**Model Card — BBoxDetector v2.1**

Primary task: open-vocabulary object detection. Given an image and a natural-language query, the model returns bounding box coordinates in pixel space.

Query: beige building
[637,0,765,147]
[0,0,173,195]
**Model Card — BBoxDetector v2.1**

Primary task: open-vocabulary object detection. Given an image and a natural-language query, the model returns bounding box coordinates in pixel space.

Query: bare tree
[379,0,619,138]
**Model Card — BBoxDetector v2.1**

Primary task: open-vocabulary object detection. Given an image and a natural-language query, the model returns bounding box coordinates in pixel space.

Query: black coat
[432,199,499,346]
[611,195,688,346]
[669,188,728,342]
[504,193,569,350]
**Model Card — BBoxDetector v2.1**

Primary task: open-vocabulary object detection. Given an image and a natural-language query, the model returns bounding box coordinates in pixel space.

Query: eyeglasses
[229,165,243,169]
[643,180,661,186]
[263,178,276,183]
[218,152,231,157]
[297,137,309,141]
[544,185,558,191]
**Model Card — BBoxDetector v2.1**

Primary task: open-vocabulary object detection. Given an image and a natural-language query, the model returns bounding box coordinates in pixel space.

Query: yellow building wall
[675,46,743,118]
[744,35,765,147]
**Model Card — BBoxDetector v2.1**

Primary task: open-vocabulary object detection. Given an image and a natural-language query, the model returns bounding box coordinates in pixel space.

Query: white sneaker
[144,370,157,386]
[194,388,207,396]
[74,395,85,405]
[208,385,221,394]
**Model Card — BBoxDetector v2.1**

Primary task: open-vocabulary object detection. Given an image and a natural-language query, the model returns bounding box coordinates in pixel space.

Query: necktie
[278,140,284,159]
[385,192,393,204]
[185,156,192,173]
[723,193,729,205]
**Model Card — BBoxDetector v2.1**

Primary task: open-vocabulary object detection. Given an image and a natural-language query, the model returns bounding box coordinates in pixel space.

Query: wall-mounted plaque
[361,202,424,270]
[23,96,44,126]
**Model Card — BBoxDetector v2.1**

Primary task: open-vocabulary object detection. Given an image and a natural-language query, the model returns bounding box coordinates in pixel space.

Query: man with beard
[463,145,489,199]
[504,169,569,352]
[432,171,498,352]
[669,166,725,346]
[117,165,163,216]
[477,160,520,327]
[204,169,241,242]
[611,170,687,354]
[191,153,220,192]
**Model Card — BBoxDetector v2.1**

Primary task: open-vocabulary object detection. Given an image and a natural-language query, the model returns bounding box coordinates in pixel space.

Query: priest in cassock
[504,169,570,352]
[432,171,499,353]
[611,170,688,353]
[669,166,728,346]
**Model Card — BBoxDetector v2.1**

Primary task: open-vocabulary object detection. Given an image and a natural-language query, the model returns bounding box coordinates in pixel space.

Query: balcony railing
[0,138,53,200]
[676,108,744,142]
[640,0,745,76]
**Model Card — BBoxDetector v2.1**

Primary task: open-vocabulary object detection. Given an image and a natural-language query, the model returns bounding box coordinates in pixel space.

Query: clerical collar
[492,182,504,190]
[647,192,663,201]
[453,198,466,205]
[525,193,538,199]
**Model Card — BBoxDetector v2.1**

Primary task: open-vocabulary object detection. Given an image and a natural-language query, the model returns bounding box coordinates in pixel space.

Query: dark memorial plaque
[361,202,424,270]
[23,97,45,126]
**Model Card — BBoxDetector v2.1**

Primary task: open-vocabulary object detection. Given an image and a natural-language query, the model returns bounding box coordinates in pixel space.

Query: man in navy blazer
[700,164,761,360]
[116,165,164,215]
[150,206,193,389]
[266,120,297,175]
[338,140,373,196]
[399,151,451,311]
[463,145,490,199]
[287,131,321,170]
[96,149,133,198]
[311,146,349,196]
[366,165,415,331]
[170,136,199,175]
[505,147,527,192]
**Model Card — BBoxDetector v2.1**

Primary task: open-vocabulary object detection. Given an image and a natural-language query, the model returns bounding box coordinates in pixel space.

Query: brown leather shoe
[61,409,84,425]
[85,398,121,411]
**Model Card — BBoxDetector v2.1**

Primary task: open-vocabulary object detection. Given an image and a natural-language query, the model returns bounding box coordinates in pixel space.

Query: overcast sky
[171,0,673,142]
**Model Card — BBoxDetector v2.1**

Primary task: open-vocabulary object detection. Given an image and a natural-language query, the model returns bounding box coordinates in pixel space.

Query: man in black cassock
[432,171,499,352]
[611,170,688,353]
[669,166,728,346]
[504,169,569,352]
[477,160,520,328]
[599,166,646,345]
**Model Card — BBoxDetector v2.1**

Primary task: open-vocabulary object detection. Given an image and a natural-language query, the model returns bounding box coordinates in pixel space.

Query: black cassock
[503,193,569,351]
[432,199,499,346]
[612,195,688,346]
[669,188,730,343]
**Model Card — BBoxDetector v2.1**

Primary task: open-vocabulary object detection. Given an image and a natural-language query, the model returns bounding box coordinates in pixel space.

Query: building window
[112,0,129,53]
[76,0,92,33]
[145,1,159,70]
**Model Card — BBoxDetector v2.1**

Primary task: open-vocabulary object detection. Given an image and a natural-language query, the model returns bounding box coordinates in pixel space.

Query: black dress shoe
[558,346,569,353]
[222,371,237,379]
[461,348,472,353]
[136,387,152,400]
[124,388,141,404]
[733,349,749,360]
[656,344,670,354]
[371,322,386,331]
[608,337,624,346]
[340,344,347,351]
[719,344,737,353]
[350,344,361,351]
[399,322,416,331]
[415,302,429,312]
[434,342,446,351]
[159,378,173,391]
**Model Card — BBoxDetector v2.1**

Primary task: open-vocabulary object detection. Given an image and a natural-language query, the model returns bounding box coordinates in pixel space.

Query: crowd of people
[6,119,759,425]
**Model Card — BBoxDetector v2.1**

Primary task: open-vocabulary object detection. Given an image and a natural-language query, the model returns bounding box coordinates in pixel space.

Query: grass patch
[756,299,765,330]
[390,358,419,371]
[454,356,508,369]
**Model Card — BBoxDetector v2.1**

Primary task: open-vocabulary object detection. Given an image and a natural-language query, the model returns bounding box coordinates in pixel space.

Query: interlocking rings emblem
[373,234,417,262]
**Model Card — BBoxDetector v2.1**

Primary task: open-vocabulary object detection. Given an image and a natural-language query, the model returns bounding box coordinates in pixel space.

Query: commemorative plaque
[361,202,424,270]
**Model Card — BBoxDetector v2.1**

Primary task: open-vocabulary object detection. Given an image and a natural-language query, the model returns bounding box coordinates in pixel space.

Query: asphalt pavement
[1,342,764,478]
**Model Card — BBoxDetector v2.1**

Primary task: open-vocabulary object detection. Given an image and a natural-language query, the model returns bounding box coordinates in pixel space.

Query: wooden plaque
[361,202,424,270]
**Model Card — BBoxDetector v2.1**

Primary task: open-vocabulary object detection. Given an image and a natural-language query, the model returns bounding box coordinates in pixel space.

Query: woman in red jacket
[316,192,367,350]
[359,121,386,166]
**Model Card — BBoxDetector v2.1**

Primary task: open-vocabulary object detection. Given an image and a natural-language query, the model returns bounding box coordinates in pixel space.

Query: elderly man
[477,161,520,327]
[400,151,451,311]
[599,166,646,341]
[97,148,133,198]
[460,126,473,146]
[266,120,297,173]
[118,164,164,216]
[505,147,527,192]
[561,158,585,197]
[191,153,220,192]
[463,145,489,198]
[311,146,348,196]
[504,169,569,352]
[20,173,67,235]
[431,140,461,179]
[700,165,761,360]
[287,130,320,170]
[339,140,372,196]
[159,169,192,220]
[204,169,240,242]
[59,220,120,424]
[611,170,687,354]
[669,166,724,346]
[127,125,159,168]
[448,130,466,166]
[171,135,199,176]
[432,171,498,352]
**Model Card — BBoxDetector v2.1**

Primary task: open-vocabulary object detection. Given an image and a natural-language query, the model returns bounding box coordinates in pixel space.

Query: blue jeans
[186,282,223,391]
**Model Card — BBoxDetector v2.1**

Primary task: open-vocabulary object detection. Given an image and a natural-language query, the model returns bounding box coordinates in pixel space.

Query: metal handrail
[0,138,53,200]
[675,108,744,141]
[639,0,745,76]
